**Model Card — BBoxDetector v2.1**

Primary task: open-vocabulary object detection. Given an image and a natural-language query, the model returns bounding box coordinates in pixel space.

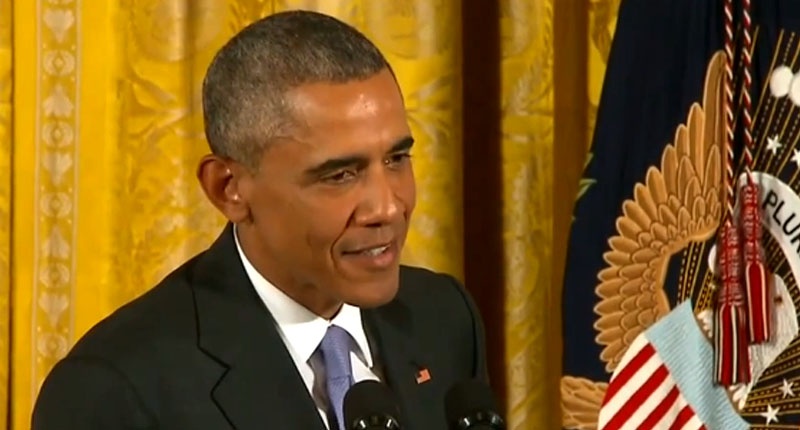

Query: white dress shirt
[233,226,382,429]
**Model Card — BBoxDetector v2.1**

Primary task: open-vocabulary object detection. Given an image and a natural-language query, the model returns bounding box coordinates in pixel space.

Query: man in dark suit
[31,9,488,430]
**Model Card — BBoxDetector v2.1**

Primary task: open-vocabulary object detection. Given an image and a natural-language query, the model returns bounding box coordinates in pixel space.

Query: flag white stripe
[614,334,650,376]
[680,413,704,430]
[653,380,690,429]
[622,368,676,430]
[598,354,664,428]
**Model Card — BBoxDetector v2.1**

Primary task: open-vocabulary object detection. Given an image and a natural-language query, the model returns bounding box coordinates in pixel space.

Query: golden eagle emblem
[561,50,726,429]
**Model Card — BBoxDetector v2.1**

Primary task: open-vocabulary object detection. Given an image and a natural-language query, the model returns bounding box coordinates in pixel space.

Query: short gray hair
[202,10,389,168]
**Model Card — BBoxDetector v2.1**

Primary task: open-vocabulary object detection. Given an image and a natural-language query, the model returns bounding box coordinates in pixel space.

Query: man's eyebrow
[303,136,415,177]
[389,136,415,153]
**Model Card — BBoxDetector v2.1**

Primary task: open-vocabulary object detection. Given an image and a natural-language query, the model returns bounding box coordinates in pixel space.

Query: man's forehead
[286,72,404,117]
[284,94,408,145]
[281,131,413,157]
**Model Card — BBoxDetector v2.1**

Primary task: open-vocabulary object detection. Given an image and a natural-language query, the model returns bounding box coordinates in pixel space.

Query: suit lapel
[363,287,434,428]
[191,224,326,430]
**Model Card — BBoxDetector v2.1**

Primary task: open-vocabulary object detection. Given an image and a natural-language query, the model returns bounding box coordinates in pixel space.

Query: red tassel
[714,222,751,385]
[714,300,751,385]
[740,182,772,343]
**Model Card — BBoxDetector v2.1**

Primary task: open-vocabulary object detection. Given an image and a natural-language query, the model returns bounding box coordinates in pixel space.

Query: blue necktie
[318,325,354,430]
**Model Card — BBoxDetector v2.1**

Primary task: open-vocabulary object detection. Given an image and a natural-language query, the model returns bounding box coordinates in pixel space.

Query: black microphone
[444,379,505,430]
[343,380,403,430]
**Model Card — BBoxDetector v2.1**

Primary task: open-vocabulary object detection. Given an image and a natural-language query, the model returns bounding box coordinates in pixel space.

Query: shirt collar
[232,224,374,367]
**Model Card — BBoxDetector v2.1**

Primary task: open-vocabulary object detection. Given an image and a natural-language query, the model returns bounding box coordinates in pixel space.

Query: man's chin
[343,281,400,309]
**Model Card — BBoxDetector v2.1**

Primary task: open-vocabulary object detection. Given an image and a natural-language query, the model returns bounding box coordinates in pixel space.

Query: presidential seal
[562,29,800,429]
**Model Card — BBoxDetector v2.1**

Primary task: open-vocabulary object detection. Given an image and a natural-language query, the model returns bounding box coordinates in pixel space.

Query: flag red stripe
[668,404,697,430]
[604,365,669,430]
[602,343,656,406]
[638,385,679,430]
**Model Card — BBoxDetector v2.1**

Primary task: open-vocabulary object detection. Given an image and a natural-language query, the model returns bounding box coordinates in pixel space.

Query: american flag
[597,302,749,430]
[598,336,705,429]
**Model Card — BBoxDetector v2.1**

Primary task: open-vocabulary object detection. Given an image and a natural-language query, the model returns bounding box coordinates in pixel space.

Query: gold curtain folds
[500,0,559,425]
[500,0,618,428]
[10,2,229,428]
[2,1,619,428]
[0,0,10,426]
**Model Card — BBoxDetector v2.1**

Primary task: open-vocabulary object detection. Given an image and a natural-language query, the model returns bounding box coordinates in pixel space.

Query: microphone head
[444,379,505,429]
[343,380,402,430]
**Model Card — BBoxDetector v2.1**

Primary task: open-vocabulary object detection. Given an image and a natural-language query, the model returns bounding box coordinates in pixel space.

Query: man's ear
[196,154,250,223]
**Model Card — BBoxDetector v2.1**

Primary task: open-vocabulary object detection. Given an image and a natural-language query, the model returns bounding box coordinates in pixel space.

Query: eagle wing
[592,51,725,373]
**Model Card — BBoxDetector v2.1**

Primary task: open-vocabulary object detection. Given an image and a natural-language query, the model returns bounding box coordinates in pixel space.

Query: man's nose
[354,171,400,227]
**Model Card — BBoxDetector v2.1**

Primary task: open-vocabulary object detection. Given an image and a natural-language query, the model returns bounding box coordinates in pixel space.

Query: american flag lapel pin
[415,368,431,384]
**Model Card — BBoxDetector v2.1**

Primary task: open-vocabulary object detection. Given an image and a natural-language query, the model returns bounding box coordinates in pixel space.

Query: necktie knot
[318,325,354,430]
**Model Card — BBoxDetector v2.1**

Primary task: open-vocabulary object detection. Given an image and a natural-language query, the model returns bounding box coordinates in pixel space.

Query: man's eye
[387,153,412,165]
[324,170,357,184]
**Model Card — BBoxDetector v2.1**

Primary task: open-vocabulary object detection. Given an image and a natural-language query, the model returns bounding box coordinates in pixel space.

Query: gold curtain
[500,0,558,426]
[500,0,619,428]
[0,0,10,426]
[3,1,619,428]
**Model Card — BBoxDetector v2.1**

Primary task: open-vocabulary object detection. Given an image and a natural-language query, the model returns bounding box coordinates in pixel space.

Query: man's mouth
[361,244,390,256]
[339,240,400,270]
[344,243,392,256]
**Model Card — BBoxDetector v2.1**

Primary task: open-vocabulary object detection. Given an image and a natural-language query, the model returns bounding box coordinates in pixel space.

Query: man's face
[237,68,416,315]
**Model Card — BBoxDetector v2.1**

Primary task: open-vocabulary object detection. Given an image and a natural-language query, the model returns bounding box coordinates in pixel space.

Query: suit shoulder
[399,264,458,285]
[397,264,468,305]
[395,265,488,380]
[66,255,202,363]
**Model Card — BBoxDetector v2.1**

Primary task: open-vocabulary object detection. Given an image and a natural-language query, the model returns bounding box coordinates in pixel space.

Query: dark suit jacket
[31,224,488,429]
